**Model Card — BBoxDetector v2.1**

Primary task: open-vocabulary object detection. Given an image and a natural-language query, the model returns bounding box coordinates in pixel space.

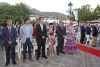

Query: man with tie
[2,19,17,66]
[36,17,47,60]
[20,18,33,63]
[56,20,66,55]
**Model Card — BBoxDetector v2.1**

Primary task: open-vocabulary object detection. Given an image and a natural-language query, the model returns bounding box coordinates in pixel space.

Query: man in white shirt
[2,19,17,66]
[36,17,47,60]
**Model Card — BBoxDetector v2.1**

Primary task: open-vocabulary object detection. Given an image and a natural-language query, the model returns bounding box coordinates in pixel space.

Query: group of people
[1,17,77,66]
[75,22,100,47]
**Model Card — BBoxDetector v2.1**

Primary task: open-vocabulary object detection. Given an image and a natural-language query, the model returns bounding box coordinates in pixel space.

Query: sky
[0,0,100,15]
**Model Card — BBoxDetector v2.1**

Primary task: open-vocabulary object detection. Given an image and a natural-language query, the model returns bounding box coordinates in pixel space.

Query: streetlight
[68,2,73,21]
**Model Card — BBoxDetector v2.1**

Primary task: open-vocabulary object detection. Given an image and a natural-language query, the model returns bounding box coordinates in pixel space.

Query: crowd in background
[75,22,100,47]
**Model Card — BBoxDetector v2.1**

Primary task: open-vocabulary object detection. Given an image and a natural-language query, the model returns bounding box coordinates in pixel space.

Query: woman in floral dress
[63,22,77,53]
[47,23,56,56]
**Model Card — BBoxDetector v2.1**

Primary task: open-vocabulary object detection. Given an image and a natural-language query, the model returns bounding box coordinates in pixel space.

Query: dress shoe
[5,63,9,66]
[29,58,33,62]
[92,45,97,47]
[94,45,97,47]
[57,53,60,56]
[36,57,39,60]
[22,59,26,63]
[42,56,47,59]
[13,62,16,65]
[92,45,95,47]
[60,51,65,54]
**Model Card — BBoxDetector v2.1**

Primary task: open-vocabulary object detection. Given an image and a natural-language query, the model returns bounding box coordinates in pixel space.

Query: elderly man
[56,20,66,55]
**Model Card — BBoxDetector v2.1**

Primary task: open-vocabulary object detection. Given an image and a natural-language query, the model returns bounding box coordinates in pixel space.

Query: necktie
[8,27,11,40]
[61,26,63,30]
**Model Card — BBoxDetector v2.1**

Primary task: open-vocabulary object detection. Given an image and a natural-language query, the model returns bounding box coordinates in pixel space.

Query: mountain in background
[31,8,68,20]
[0,2,10,6]
[0,2,68,20]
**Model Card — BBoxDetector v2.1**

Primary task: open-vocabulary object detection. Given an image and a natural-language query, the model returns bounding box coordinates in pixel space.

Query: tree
[0,3,33,26]
[73,4,95,22]
[0,4,13,26]
[93,5,100,20]
[13,3,32,24]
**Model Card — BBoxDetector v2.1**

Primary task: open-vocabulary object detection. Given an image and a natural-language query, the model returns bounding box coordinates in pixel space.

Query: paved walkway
[0,46,100,67]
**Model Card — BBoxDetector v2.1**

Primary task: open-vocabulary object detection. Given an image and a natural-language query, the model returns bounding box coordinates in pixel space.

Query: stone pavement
[0,47,100,67]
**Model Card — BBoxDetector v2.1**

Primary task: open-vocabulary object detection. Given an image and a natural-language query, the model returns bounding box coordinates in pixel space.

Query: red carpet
[76,44,100,57]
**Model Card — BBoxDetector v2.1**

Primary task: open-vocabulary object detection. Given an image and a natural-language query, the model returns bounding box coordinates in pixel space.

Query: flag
[73,10,78,20]
[66,10,70,14]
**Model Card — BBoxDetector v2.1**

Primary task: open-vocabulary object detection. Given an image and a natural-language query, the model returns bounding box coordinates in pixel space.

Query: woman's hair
[69,21,73,25]
[32,22,36,27]
[49,23,53,26]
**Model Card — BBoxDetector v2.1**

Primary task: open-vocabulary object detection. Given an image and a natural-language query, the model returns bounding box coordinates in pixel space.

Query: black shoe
[57,53,60,56]
[42,56,47,59]
[13,62,16,65]
[92,46,95,47]
[5,63,9,66]
[92,45,97,47]
[60,51,65,54]
[36,57,39,60]
[94,45,97,47]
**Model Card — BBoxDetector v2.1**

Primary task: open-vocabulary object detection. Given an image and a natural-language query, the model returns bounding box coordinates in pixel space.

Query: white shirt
[26,26,29,37]
[40,24,43,31]
[7,26,11,31]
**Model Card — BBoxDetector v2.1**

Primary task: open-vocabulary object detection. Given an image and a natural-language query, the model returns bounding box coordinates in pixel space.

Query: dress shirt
[7,26,11,30]
[26,26,29,37]
[40,24,43,31]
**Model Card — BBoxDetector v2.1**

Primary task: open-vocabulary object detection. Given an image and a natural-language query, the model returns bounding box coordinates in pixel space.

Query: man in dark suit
[80,23,86,44]
[86,23,91,35]
[56,21,66,55]
[91,23,98,47]
[36,17,47,60]
[2,19,17,66]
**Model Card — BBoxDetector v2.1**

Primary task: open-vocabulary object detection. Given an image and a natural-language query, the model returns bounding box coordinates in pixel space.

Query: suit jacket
[36,24,47,41]
[2,27,17,47]
[92,26,98,36]
[80,26,86,36]
[86,26,91,35]
[20,24,33,44]
[56,25,66,39]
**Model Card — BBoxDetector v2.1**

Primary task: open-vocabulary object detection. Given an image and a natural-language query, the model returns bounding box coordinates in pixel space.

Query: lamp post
[68,2,73,21]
